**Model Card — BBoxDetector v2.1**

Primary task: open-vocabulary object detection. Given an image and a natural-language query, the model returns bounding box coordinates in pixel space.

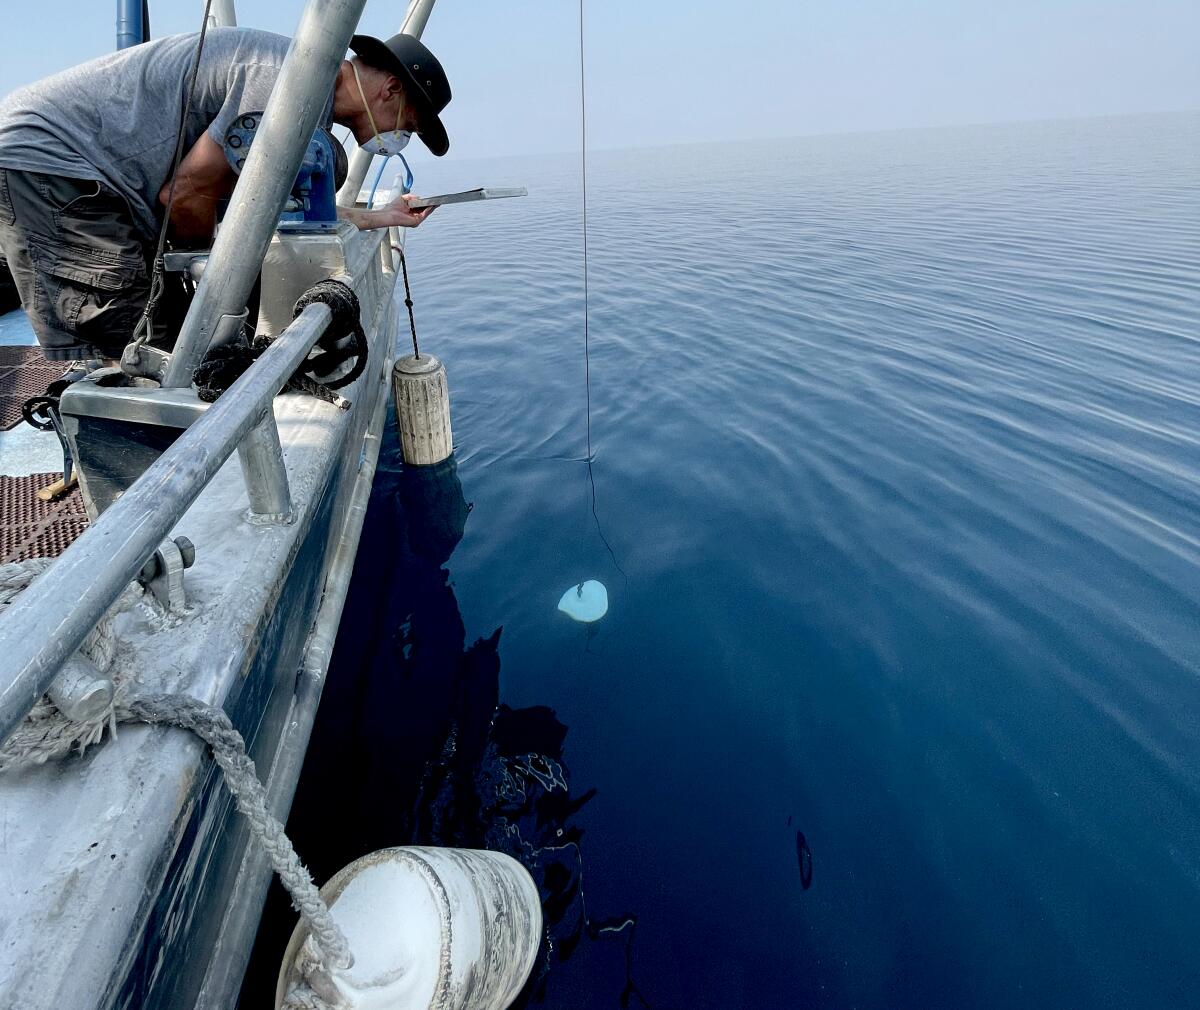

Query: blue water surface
[253,112,1200,1009]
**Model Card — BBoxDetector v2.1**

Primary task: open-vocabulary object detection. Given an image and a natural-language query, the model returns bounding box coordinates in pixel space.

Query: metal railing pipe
[161,0,368,388]
[399,0,439,39]
[238,412,293,520]
[208,0,237,27]
[0,303,332,743]
[336,0,438,207]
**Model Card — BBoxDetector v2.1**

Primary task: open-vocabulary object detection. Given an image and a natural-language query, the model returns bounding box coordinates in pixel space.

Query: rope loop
[292,279,369,391]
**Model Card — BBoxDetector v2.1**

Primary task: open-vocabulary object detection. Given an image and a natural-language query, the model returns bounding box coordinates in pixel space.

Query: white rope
[129,693,354,971]
[280,981,335,1010]
[0,559,354,975]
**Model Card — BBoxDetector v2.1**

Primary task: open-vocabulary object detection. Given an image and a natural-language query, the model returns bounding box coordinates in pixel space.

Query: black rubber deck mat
[0,346,63,431]
[0,472,89,564]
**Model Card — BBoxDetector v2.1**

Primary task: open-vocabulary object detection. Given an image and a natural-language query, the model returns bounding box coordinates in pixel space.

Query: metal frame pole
[115,0,147,49]
[336,0,439,208]
[161,0,369,388]
[0,303,331,742]
[208,0,238,27]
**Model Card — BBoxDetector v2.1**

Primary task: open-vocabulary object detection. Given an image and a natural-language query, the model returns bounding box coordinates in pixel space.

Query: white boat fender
[557,579,608,622]
[392,353,453,466]
[276,846,543,1010]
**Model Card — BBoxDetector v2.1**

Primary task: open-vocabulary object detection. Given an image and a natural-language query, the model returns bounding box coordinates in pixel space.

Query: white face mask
[362,129,411,157]
[352,62,412,156]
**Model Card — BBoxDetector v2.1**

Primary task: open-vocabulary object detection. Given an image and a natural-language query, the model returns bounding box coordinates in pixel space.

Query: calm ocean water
[246,112,1200,1008]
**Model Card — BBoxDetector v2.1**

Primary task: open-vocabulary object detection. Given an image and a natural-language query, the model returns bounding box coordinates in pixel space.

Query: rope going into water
[397,246,420,359]
[579,0,592,465]
[0,558,354,973]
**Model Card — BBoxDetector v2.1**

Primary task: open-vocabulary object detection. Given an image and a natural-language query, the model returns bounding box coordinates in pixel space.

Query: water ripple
[402,112,1200,1009]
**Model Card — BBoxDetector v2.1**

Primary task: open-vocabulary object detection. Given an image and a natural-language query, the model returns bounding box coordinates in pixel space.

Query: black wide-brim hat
[349,33,451,156]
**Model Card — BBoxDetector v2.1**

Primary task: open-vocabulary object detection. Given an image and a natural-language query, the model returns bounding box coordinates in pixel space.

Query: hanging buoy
[392,353,453,466]
[557,580,608,623]
[276,847,542,1010]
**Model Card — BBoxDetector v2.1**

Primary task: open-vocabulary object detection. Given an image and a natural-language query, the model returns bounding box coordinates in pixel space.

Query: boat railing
[0,0,373,740]
[0,301,337,741]
[0,0,448,743]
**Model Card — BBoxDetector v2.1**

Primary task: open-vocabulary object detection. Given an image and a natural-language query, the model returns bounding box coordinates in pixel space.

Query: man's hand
[338,194,436,232]
[378,193,436,227]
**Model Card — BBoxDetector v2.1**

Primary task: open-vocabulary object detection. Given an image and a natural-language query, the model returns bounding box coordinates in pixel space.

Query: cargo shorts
[0,168,151,362]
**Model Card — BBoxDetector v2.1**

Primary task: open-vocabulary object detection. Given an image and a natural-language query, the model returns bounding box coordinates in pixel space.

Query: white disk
[557,580,608,623]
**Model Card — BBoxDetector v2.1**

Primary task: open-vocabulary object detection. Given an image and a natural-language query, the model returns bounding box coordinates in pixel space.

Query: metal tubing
[208,0,237,27]
[399,0,439,39]
[336,0,439,207]
[161,0,368,388]
[0,303,332,743]
[237,412,293,519]
[115,0,147,50]
[47,656,115,723]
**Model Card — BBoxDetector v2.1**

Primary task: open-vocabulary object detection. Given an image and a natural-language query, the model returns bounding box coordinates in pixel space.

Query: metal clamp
[139,536,196,614]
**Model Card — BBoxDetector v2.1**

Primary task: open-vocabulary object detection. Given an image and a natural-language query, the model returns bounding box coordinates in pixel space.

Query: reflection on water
[240,438,640,1007]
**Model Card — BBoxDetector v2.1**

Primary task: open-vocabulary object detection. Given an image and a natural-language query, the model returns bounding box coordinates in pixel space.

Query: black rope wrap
[193,341,259,404]
[192,279,368,408]
[292,280,368,391]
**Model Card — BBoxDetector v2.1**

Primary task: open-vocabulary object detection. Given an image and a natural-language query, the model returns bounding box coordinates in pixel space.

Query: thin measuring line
[579,0,626,582]
[579,0,592,464]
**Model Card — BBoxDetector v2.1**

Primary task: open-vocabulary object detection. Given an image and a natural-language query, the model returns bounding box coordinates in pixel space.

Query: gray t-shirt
[0,27,330,239]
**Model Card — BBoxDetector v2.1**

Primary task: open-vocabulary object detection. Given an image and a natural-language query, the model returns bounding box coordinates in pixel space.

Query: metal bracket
[139,536,196,614]
[121,343,172,383]
[162,251,210,282]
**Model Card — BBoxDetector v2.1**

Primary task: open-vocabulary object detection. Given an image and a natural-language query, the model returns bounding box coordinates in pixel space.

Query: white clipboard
[406,187,528,210]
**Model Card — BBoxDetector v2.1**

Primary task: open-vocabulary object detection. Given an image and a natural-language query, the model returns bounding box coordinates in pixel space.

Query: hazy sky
[2,0,1197,166]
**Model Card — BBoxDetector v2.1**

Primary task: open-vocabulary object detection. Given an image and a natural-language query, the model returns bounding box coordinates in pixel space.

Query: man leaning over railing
[0,27,451,364]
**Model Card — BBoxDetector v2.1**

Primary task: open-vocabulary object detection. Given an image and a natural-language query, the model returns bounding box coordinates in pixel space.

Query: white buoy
[392,354,453,466]
[276,847,542,1010]
[557,580,608,623]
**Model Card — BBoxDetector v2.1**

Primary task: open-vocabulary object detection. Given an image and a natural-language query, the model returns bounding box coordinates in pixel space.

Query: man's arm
[158,132,237,246]
[338,193,435,231]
